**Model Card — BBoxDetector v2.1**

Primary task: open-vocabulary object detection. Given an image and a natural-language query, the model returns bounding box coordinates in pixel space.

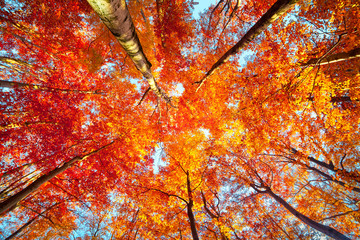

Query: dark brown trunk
[186,171,200,240]
[290,148,335,170]
[187,200,200,240]
[266,188,351,240]
[4,202,60,240]
[290,148,360,193]
[0,80,103,95]
[0,141,114,215]
[307,96,358,103]
[5,214,39,240]
[196,0,299,91]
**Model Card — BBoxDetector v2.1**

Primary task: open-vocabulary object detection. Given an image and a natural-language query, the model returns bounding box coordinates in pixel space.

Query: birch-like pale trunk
[0,56,34,68]
[302,47,360,66]
[86,0,173,106]
[196,0,299,91]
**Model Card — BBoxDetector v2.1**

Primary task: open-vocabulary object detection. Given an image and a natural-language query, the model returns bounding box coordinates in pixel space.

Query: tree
[86,0,174,106]
[1,0,359,239]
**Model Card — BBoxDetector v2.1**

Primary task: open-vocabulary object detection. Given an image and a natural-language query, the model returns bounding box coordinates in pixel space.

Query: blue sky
[192,0,217,18]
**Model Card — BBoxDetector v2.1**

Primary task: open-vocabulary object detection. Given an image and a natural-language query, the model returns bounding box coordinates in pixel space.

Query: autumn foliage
[1,0,360,239]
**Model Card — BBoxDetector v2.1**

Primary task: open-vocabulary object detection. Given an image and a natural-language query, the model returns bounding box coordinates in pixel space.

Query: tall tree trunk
[310,166,360,193]
[1,121,59,131]
[307,96,359,103]
[265,188,351,240]
[4,202,60,240]
[291,148,335,170]
[291,158,360,193]
[195,0,299,91]
[302,47,360,66]
[187,200,200,240]
[0,141,114,215]
[0,80,103,95]
[0,171,41,200]
[5,214,39,240]
[291,148,360,181]
[186,171,200,240]
[289,148,360,193]
[86,0,173,106]
[0,56,34,68]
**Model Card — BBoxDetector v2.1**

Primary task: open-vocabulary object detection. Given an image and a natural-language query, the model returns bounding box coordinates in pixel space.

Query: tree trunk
[1,121,59,131]
[290,148,360,193]
[307,96,359,103]
[291,147,360,178]
[0,56,34,68]
[5,214,39,240]
[0,141,114,215]
[196,0,299,91]
[86,0,173,106]
[4,202,60,240]
[187,200,200,240]
[186,171,200,240]
[0,80,103,95]
[302,47,360,66]
[300,161,360,193]
[290,148,335,170]
[266,188,351,240]
[0,171,41,200]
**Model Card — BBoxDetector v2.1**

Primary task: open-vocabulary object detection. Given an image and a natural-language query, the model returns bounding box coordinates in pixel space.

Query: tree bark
[187,200,200,240]
[1,121,60,131]
[0,141,114,215]
[301,161,360,193]
[307,96,359,103]
[4,202,60,240]
[290,148,335,170]
[0,80,103,95]
[86,0,174,106]
[186,171,200,240]
[266,188,351,240]
[0,56,34,68]
[302,47,360,66]
[195,0,299,91]
[290,148,360,193]
[0,171,40,200]
[5,214,39,240]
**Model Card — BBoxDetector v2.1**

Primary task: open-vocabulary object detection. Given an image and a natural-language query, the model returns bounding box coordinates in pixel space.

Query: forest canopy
[0,0,360,239]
